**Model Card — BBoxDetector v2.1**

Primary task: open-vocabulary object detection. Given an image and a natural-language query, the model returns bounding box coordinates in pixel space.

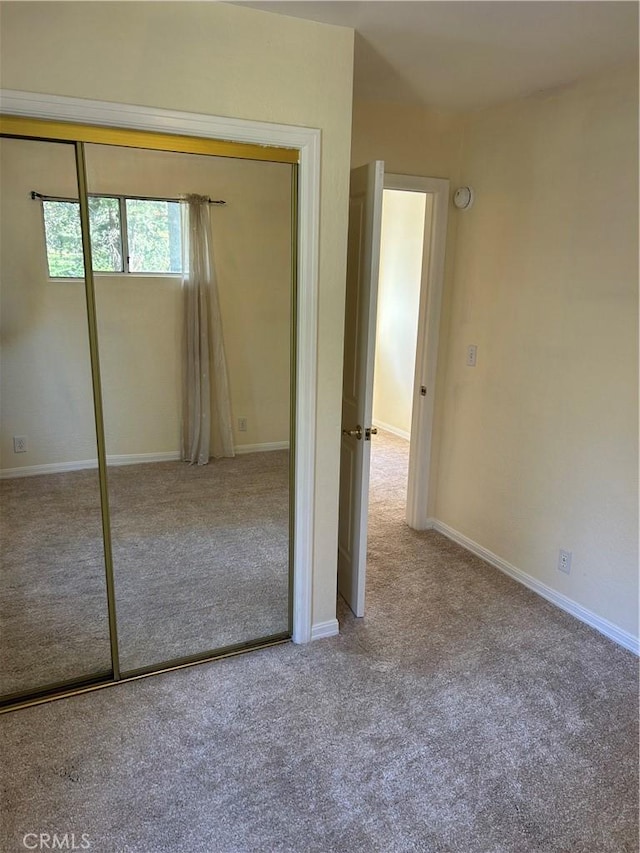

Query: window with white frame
[40,195,182,278]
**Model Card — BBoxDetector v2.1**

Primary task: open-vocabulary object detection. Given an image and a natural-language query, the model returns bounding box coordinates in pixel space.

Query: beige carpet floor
[1,451,290,698]
[0,431,637,851]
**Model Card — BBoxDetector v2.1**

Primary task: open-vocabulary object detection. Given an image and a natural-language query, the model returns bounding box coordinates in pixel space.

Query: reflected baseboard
[234,441,289,455]
[0,451,180,479]
[0,444,290,478]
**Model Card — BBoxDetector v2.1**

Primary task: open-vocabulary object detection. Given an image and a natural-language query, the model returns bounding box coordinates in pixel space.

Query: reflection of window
[125,199,182,274]
[41,195,182,278]
[90,197,123,272]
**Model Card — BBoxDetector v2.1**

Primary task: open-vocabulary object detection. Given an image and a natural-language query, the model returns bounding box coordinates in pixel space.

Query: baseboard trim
[372,420,410,441]
[234,441,289,455]
[0,451,181,479]
[108,451,181,467]
[427,518,639,656]
[311,618,340,641]
[1,459,96,479]
[0,444,290,478]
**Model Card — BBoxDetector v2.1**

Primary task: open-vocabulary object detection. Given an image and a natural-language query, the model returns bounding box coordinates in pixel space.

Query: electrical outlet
[238,417,247,432]
[13,436,27,453]
[558,549,572,575]
[466,345,478,367]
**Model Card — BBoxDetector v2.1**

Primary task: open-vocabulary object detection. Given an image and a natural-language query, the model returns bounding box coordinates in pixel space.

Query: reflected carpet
[0,451,289,696]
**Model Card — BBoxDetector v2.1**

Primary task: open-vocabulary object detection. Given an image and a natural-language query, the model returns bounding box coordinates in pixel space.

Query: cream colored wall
[436,64,639,637]
[0,1,354,627]
[0,140,291,468]
[373,189,429,438]
[352,65,638,641]
[0,137,99,468]
[351,100,462,179]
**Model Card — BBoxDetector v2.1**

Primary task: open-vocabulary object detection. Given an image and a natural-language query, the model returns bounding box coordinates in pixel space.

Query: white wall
[436,64,638,639]
[373,189,429,439]
[0,0,355,628]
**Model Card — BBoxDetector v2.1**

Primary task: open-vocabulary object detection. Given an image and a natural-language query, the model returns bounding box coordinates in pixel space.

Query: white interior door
[337,161,384,617]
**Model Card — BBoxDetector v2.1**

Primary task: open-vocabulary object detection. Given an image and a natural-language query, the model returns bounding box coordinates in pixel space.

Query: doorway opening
[372,187,432,515]
[337,164,449,619]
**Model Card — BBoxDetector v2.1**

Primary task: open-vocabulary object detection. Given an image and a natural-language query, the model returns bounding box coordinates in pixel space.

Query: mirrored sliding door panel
[85,144,293,673]
[0,137,112,699]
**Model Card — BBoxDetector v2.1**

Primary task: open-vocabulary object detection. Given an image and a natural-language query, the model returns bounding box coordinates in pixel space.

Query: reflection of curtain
[180,195,234,465]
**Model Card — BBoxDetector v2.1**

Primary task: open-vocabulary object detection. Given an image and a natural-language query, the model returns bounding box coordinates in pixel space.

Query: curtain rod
[30,191,227,206]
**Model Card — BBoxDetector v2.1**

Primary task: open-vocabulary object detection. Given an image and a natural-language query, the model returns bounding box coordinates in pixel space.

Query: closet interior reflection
[0,126,295,707]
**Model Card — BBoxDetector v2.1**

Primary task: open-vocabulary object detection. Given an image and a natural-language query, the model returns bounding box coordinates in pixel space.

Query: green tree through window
[42,201,84,278]
[88,197,122,272]
[42,196,182,278]
[126,200,182,274]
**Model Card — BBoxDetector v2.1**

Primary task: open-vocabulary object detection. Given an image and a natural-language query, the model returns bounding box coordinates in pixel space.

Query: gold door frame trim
[0,635,290,714]
[74,140,120,680]
[0,115,299,164]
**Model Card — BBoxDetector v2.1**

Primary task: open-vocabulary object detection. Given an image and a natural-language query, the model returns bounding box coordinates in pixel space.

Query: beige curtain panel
[181,195,235,465]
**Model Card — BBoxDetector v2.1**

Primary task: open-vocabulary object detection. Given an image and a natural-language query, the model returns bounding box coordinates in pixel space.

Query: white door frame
[0,89,319,643]
[382,174,449,530]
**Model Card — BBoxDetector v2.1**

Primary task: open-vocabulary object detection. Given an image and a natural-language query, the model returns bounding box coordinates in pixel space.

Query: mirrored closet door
[84,143,293,674]
[0,137,112,700]
[0,121,296,708]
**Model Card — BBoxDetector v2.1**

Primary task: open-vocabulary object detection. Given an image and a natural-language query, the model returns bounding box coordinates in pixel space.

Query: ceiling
[233,1,639,112]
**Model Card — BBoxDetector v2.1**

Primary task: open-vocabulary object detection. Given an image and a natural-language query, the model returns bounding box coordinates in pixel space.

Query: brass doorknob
[342,425,363,440]
[365,427,378,440]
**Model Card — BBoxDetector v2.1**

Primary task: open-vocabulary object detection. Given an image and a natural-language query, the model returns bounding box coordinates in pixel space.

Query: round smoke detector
[453,186,475,210]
